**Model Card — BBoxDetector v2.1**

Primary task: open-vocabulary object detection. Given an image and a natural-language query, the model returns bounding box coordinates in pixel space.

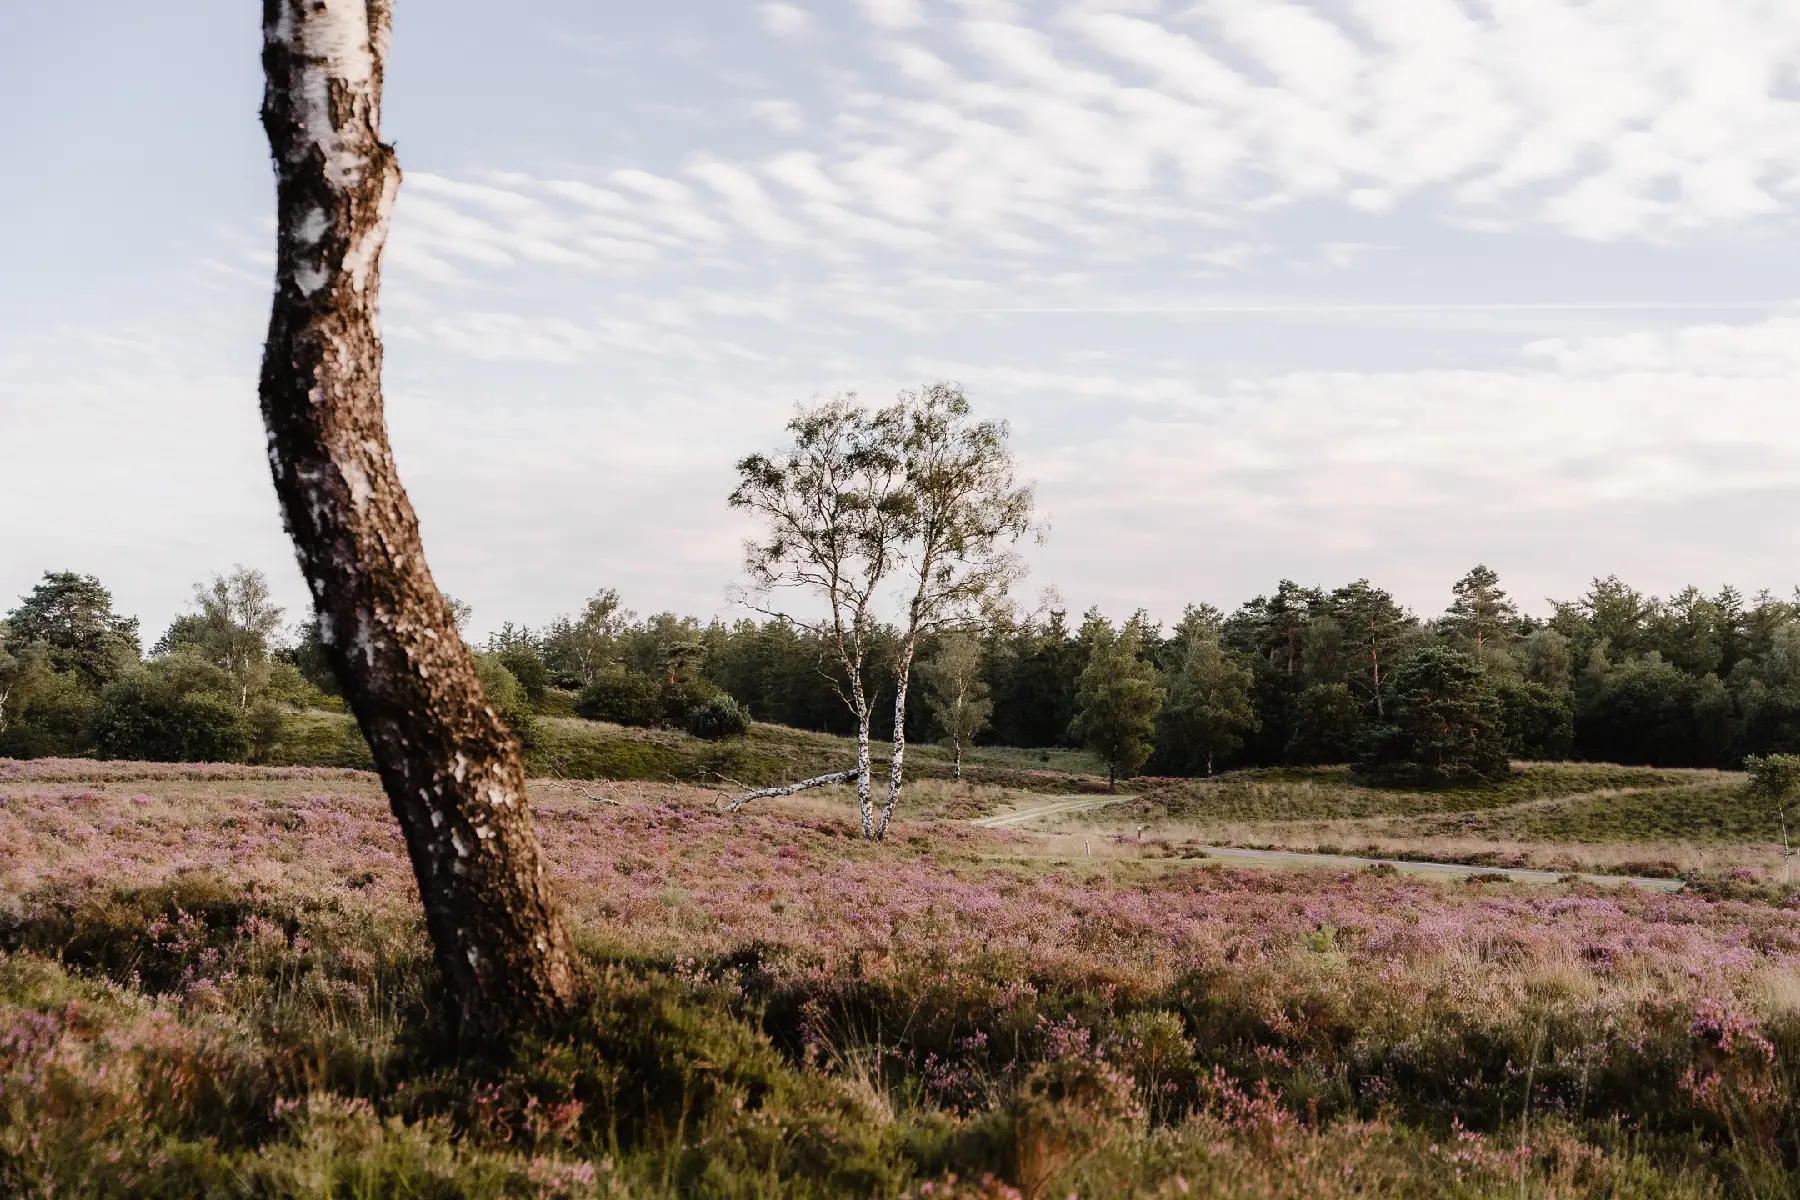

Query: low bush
[683,694,750,741]
[574,670,664,727]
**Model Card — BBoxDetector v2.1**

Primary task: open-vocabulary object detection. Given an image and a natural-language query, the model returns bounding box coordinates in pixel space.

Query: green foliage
[1496,678,1575,759]
[90,669,251,763]
[3,570,140,688]
[472,652,539,748]
[539,589,628,689]
[1069,617,1164,784]
[1283,683,1363,765]
[1744,754,1800,869]
[26,559,1800,778]
[0,641,96,757]
[683,694,750,741]
[164,566,285,709]
[280,615,341,697]
[499,643,551,704]
[1330,579,1413,711]
[263,657,336,710]
[261,710,376,768]
[575,669,665,727]
[920,631,992,767]
[1578,653,1732,767]
[1357,646,1510,785]
[1744,753,1800,804]
[1442,564,1520,650]
[1156,614,1258,775]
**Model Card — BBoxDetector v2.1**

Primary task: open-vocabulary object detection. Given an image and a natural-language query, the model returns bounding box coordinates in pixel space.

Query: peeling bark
[258,0,582,1037]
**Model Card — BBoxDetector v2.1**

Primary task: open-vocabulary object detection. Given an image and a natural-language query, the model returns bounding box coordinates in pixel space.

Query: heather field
[7,757,1800,1196]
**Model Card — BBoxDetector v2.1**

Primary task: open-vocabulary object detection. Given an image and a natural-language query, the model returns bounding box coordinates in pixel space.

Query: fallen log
[725,767,860,812]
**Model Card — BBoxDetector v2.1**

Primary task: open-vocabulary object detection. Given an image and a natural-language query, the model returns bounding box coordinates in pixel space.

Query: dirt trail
[970,794,1685,892]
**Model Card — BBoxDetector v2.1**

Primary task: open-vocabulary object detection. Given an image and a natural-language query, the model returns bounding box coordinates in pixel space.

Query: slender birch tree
[191,567,286,711]
[729,396,908,837]
[877,385,1032,839]
[920,631,992,781]
[259,0,583,1036]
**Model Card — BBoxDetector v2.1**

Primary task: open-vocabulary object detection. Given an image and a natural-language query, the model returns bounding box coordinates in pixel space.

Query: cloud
[1524,316,1800,377]
[373,2,1800,303]
[751,99,805,134]
[759,3,812,39]
[13,3,1800,642]
[863,0,925,31]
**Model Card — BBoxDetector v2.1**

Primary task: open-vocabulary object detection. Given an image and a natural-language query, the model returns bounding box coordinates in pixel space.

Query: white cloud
[751,98,805,134]
[1524,316,1800,377]
[14,3,1800,640]
[336,4,1800,297]
[863,0,925,30]
[759,3,812,39]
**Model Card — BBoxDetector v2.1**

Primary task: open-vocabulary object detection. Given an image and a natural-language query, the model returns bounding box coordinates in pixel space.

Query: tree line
[433,566,1800,783]
[10,564,1800,784]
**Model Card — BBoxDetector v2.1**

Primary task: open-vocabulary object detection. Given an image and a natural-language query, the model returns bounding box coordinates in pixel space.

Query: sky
[4,1,1800,643]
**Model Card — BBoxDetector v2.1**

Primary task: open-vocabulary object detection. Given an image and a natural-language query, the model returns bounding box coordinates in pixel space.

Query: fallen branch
[724,767,859,812]
[542,782,622,806]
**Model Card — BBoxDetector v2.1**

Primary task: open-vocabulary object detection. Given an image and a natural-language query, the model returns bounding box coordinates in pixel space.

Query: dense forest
[6,564,1799,778]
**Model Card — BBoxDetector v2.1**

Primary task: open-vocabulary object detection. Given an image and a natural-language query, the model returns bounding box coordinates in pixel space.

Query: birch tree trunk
[259,0,583,1038]
[876,640,916,841]
[854,696,875,839]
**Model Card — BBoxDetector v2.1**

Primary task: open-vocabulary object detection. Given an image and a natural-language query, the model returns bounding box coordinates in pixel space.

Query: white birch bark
[726,766,860,811]
[260,0,582,1036]
[876,639,916,840]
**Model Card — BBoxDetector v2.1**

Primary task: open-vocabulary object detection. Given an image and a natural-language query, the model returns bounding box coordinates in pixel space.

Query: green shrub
[90,672,249,763]
[0,657,96,758]
[473,652,540,749]
[684,694,750,741]
[496,643,551,704]
[264,657,337,710]
[574,670,664,726]
[661,676,727,725]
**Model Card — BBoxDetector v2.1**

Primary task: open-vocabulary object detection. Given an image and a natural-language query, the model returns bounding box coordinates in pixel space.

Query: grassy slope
[262,713,1772,864]
[1121,764,1755,843]
[266,710,1112,792]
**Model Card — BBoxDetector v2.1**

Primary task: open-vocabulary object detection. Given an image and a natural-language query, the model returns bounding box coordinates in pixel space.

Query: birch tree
[191,567,286,710]
[920,631,992,781]
[729,396,908,837]
[259,0,583,1036]
[0,628,16,736]
[877,384,1032,839]
[541,589,628,687]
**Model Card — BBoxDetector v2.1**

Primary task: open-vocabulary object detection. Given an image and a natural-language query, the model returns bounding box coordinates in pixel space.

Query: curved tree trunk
[259,0,583,1038]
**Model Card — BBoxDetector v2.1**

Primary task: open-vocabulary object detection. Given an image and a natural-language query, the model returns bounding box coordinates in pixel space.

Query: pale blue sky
[6,1,1800,642]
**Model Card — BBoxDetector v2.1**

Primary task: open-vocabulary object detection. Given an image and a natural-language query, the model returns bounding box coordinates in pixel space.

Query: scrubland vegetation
[7,756,1800,1197]
[13,532,1800,1193]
